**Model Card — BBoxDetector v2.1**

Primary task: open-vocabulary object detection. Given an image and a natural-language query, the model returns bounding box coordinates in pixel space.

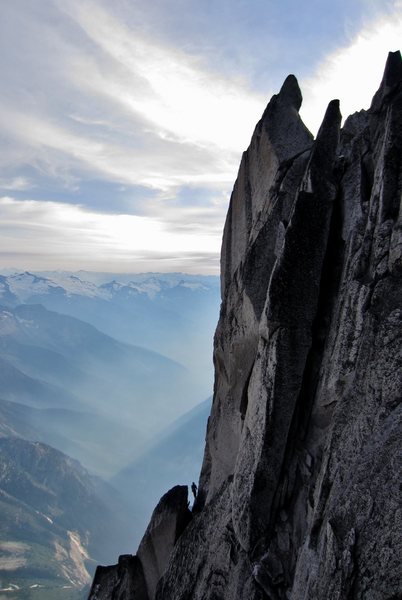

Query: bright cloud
[0,196,221,273]
[0,0,400,273]
[57,0,265,152]
[0,1,265,196]
[0,106,236,191]
[300,2,402,133]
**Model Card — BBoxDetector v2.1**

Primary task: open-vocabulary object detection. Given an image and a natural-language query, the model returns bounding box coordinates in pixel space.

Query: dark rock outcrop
[90,51,402,600]
[137,485,191,598]
[88,555,148,600]
[89,486,191,600]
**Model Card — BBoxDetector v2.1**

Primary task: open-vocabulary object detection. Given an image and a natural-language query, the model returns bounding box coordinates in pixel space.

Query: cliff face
[89,51,402,600]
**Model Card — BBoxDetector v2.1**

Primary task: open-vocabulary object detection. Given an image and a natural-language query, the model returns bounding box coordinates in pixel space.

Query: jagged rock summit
[89,51,402,600]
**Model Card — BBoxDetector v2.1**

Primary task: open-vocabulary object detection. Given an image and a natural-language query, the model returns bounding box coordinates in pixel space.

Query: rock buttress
[89,51,402,600]
[157,51,402,600]
[88,555,147,600]
[88,486,191,600]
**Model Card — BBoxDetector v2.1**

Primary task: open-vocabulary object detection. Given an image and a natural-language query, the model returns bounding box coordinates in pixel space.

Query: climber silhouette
[191,482,198,499]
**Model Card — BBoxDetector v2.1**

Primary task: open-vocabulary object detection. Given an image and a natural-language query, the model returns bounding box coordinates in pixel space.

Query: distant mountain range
[0,271,220,378]
[0,398,144,479]
[0,438,136,599]
[0,396,211,598]
[0,270,218,597]
[0,302,197,437]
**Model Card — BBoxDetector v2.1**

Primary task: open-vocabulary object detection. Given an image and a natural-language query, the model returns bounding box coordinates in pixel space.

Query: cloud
[0,196,221,273]
[0,0,400,273]
[299,1,402,133]
[0,0,265,198]
[0,105,236,192]
[0,177,35,192]
[57,0,264,152]
[0,0,265,273]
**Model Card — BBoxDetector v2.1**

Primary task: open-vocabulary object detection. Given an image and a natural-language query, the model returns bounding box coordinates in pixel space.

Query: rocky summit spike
[370,49,402,110]
[277,74,303,110]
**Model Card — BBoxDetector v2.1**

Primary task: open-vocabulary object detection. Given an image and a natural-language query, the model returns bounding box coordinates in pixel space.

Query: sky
[0,0,401,274]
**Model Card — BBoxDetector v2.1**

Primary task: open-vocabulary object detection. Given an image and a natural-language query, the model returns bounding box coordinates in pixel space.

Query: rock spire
[89,50,402,600]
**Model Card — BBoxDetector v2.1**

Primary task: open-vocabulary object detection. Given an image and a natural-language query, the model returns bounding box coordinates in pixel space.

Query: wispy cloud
[57,0,264,151]
[0,105,235,191]
[0,1,265,195]
[0,0,400,273]
[0,196,221,273]
[0,177,35,192]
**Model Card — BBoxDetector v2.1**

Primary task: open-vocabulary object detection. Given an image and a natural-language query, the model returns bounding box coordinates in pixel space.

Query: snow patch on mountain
[0,271,219,303]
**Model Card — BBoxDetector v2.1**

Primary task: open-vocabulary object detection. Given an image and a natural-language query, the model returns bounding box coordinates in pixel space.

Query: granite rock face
[89,51,402,600]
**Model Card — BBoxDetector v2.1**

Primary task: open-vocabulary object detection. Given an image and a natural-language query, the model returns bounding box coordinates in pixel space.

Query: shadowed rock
[89,51,402,600]
[88,555,148,600]
[220,74,313,296]
[137,485,191,599]
[87,486,190,600]
[370,49,402,111]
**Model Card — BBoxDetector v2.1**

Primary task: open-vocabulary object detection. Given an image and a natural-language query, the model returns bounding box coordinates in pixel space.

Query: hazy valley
[0,271,219,598]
